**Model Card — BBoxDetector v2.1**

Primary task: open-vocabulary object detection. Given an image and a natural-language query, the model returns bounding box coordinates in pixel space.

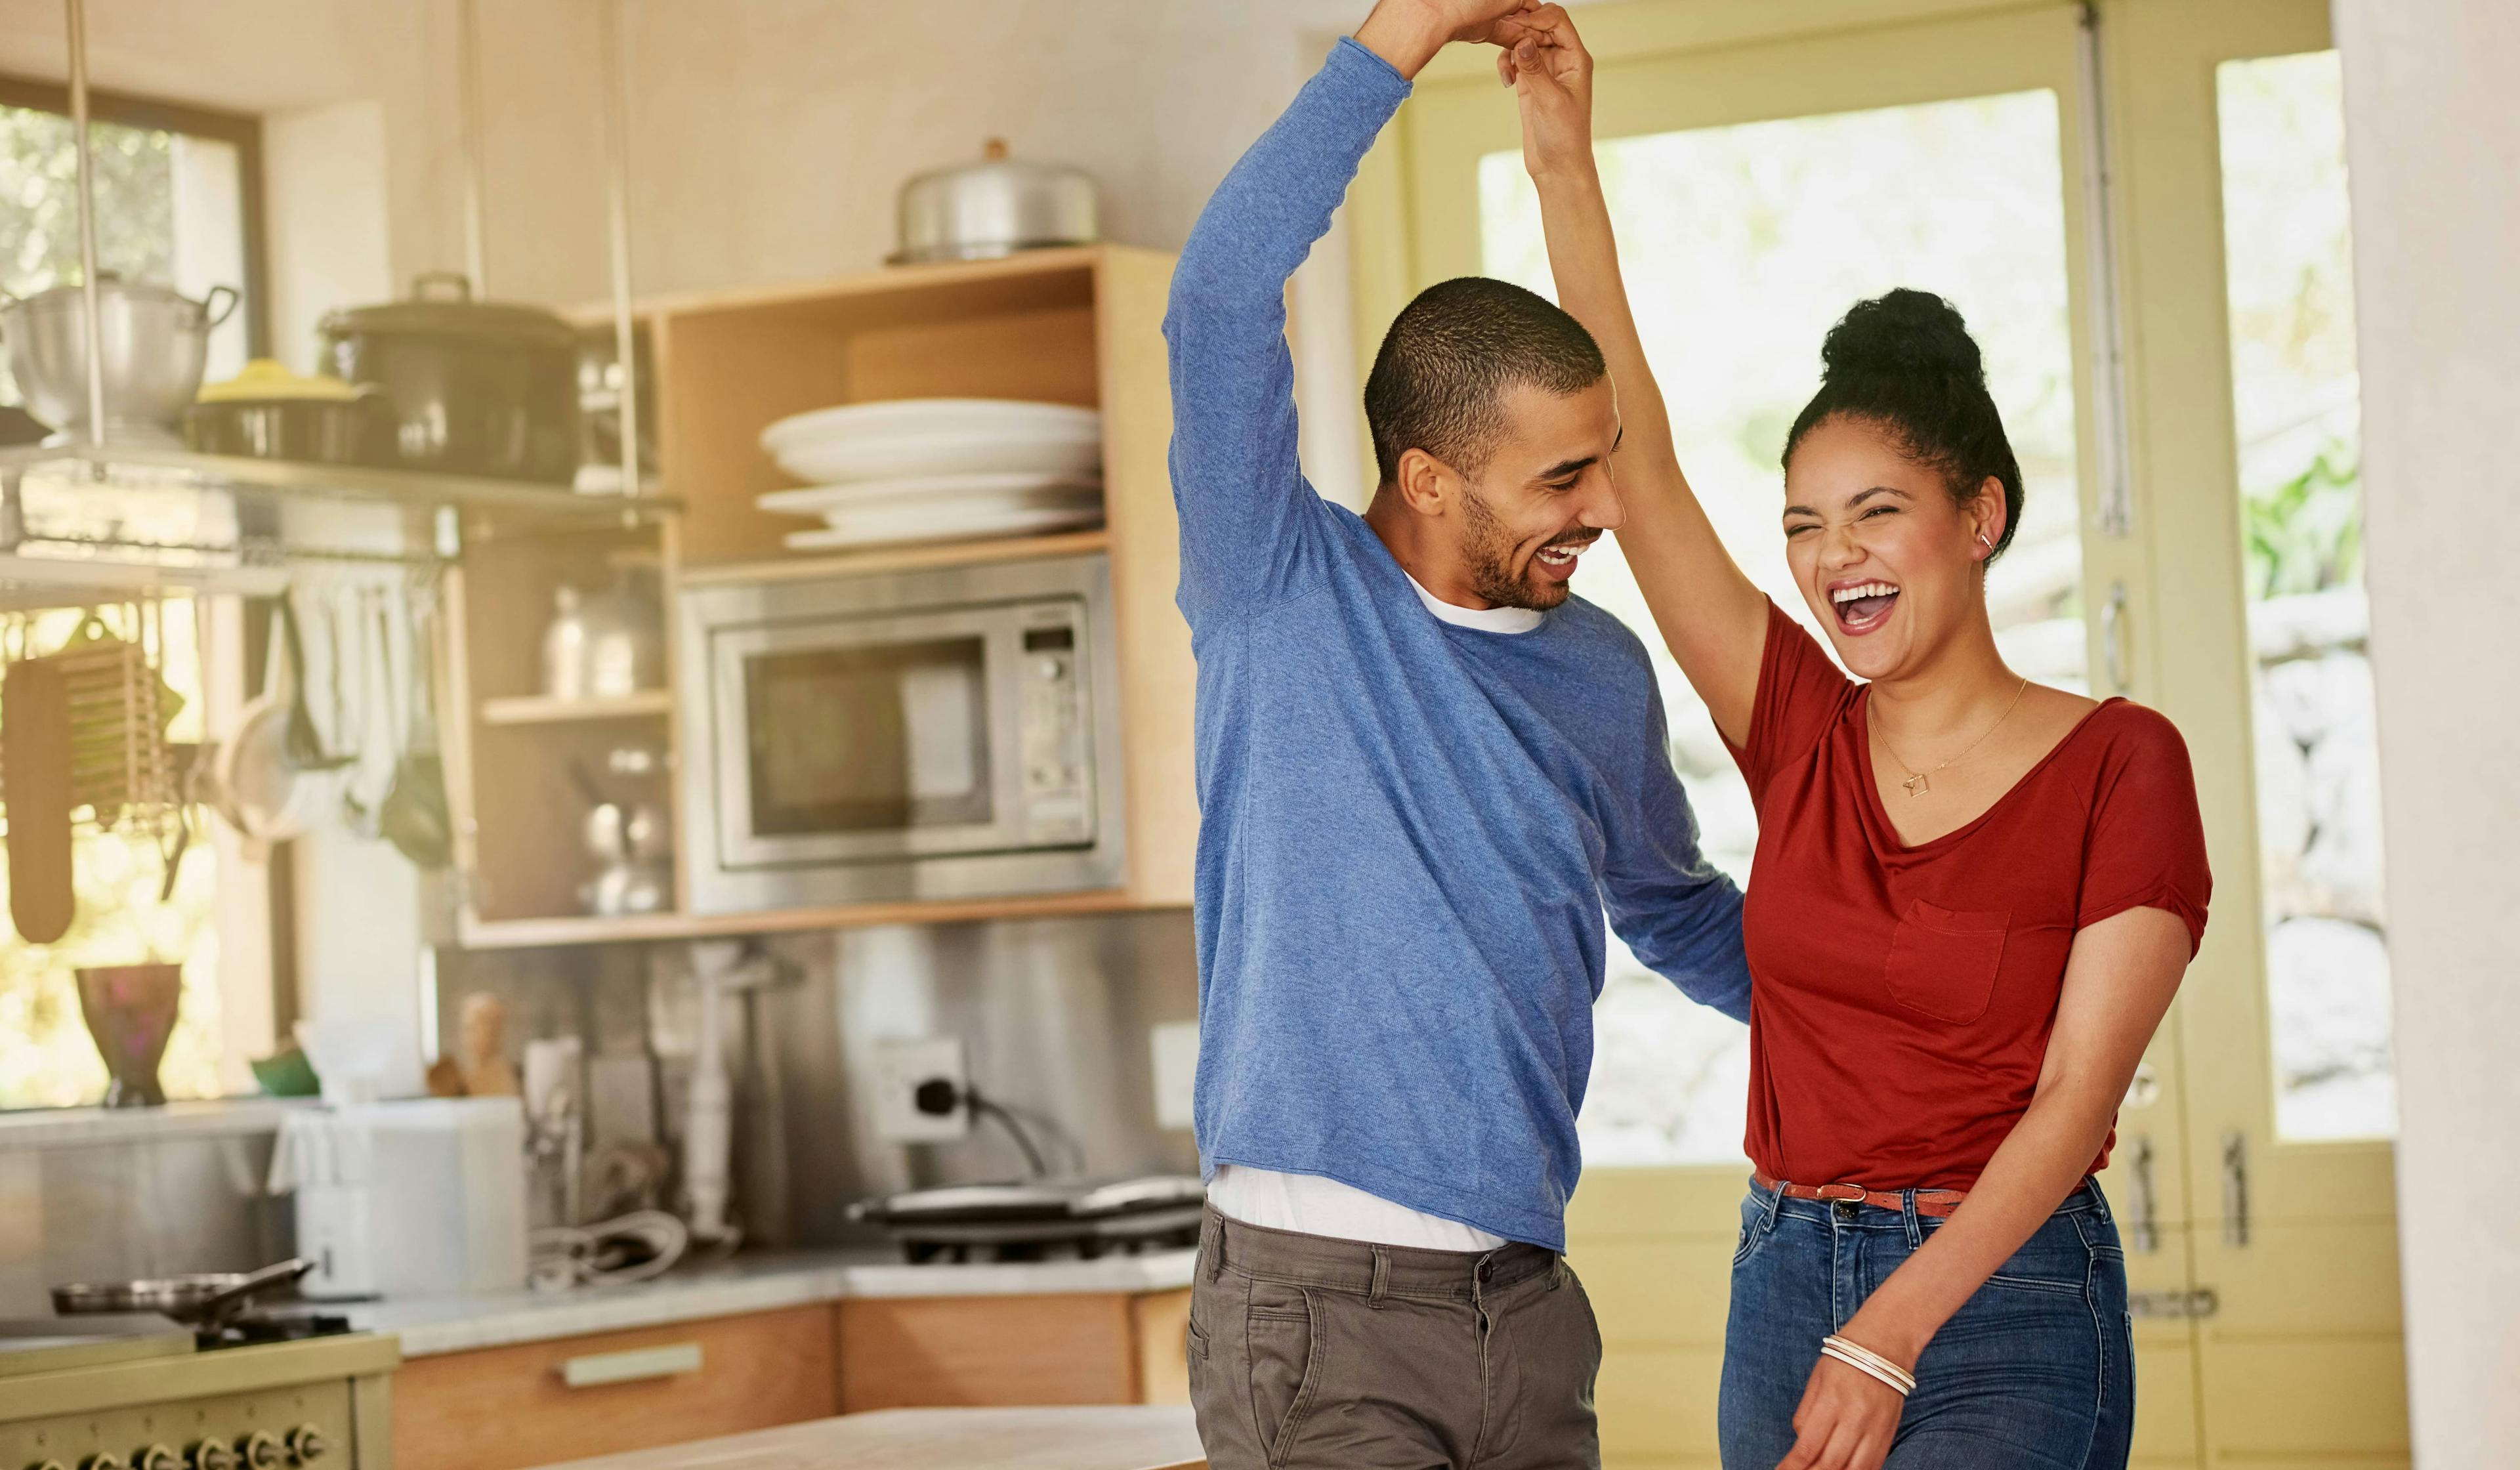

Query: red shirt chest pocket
[1882,900,2013,1025]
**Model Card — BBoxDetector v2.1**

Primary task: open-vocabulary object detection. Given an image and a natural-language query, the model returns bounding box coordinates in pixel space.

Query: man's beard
[1460,485,1582,611]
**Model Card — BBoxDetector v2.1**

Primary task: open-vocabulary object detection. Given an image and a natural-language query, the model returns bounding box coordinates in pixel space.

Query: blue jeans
[1719,1177,2134,1470]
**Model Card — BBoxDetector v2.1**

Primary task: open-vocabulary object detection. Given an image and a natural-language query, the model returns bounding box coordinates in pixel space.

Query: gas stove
[0,1317,397,1470]
[850,1174,1206,1264]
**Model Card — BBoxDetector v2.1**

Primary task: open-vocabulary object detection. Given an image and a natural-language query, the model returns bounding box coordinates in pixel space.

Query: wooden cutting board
[3,657,75,943]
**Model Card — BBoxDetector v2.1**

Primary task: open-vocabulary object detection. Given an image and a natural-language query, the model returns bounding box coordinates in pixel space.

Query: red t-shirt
[1726,602,2211,1192]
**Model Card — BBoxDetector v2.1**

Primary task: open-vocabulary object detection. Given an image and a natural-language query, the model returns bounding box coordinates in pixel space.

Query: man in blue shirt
[1169,3,1750,1465]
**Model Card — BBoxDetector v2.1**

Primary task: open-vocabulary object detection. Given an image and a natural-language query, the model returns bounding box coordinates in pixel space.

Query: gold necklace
[1870,675,2032,798]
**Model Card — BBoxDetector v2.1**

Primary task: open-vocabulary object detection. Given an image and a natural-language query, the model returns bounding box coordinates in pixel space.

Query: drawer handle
[559,1342,704,1388]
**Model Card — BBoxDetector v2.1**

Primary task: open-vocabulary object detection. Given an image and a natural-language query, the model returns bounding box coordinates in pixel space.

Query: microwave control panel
[1016,616,1094,843]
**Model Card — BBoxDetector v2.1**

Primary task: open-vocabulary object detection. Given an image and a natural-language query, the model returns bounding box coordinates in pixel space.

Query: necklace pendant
[1902,772,1931,798]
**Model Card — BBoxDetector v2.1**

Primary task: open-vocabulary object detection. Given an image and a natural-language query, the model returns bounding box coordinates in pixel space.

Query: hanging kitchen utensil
[379,581,452,869]
[216,595,350,846]
[3,655,76,944]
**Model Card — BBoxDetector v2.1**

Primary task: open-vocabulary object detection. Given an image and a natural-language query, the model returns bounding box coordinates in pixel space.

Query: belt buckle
[1812,1183,1870,1204]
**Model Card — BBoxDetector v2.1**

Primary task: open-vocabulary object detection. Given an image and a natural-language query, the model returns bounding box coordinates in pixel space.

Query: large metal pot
[891,139,1099,265]
[320,272,579,485]
[0,276,238,441]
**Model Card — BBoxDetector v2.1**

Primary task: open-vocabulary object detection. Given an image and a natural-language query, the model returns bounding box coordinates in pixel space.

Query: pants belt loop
[1368,1246,1390,1307]
[2087,1174,2112,1223]
[1900,1188,1923,1249]
[1202,1209,1225,1282]
[1759,1175,1788,1238]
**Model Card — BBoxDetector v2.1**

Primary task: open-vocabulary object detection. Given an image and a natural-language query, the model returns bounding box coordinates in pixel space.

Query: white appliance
[676,551,1126,913]
[269,1097,530,1299]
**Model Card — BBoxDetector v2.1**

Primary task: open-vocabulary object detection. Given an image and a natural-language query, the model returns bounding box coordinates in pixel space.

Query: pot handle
[411,270,476,303]
[198,285,240,329]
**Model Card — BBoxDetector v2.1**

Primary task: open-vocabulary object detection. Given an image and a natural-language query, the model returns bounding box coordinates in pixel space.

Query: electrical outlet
[874,1036,970,1143]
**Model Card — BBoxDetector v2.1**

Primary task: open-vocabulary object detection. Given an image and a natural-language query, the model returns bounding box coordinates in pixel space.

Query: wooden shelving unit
[440,245,1195,948]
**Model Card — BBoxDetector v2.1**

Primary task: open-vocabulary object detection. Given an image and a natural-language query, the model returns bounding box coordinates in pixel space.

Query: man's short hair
[1364,276,1607,486]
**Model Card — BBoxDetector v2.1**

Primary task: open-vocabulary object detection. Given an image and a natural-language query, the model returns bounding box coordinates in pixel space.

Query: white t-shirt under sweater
[1204,571,1533,1254]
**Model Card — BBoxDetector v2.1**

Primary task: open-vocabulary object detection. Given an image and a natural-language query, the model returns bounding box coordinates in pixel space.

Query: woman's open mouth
[1830,579,1900,635]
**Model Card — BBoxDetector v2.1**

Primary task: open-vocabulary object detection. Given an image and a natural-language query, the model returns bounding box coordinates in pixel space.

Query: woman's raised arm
[1503,6,1769,744]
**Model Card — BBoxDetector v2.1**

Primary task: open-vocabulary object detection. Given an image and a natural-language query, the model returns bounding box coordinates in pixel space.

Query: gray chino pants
[1187,1207,1603,1470]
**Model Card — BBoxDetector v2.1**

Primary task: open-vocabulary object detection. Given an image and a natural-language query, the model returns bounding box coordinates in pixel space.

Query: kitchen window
[0,76,267,1108]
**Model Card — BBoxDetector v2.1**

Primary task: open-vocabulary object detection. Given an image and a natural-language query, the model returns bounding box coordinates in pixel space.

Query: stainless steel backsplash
[436,908,1202,1248]
[0,1130,289,1316]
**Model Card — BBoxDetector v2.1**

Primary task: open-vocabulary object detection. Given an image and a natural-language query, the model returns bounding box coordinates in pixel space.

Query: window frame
[0,70,271,360]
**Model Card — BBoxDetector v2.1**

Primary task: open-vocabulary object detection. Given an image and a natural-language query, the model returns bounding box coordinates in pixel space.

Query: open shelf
[676,528,1112,587]
[478,690,672,726]
[0,444,682,522]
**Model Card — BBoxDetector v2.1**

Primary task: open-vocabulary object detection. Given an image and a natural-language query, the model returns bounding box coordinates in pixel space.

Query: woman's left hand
[1774,1354,1904,1470]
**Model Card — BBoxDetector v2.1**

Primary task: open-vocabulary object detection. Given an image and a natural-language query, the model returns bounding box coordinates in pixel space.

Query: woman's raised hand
[1496,4,1595,180]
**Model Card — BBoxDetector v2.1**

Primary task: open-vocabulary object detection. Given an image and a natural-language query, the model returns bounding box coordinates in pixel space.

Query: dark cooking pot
[320,272,579,484]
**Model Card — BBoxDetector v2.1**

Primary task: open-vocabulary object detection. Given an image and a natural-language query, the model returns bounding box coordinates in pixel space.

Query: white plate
[770,430,1102,486]
[761,398,1099,454]
[757,471,1103,520]
[782,503,1105,553]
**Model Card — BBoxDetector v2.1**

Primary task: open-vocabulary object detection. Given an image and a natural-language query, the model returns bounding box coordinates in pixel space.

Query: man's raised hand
[1355,0,1539,80]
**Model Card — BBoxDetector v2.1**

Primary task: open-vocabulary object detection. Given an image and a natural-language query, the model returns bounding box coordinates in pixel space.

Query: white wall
[2331,1,2520,1462]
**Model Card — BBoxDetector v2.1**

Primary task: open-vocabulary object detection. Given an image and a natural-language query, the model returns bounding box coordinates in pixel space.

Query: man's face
[1451,379,1624,610]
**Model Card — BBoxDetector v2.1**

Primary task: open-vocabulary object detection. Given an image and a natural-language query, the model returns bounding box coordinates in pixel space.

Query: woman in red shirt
[1502,11,2210,1470]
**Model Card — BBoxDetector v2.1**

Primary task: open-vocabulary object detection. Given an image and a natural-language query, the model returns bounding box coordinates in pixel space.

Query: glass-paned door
[2215,50,2395,1146]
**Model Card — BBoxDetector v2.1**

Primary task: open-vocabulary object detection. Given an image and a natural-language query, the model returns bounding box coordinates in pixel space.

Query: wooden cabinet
[436,246,1194,948]
[391,1306,837,1470]
[391,1290,1192,1470]
[835,1290,1191,1413]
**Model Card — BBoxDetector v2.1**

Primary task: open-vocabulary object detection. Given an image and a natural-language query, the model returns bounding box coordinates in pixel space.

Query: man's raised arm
[1164,0,1530,627]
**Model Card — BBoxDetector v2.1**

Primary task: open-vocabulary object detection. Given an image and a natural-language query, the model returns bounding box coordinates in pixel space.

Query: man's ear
[1393,447,1458,517]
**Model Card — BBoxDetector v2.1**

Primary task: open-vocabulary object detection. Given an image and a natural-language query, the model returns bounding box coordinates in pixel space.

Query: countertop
[344,1246,1199,1357]
[530,1406,1203,1470]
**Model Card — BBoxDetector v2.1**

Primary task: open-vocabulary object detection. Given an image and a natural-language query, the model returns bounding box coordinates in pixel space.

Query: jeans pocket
[1246,1286,1322,1462]
[1881,899,2011,1024]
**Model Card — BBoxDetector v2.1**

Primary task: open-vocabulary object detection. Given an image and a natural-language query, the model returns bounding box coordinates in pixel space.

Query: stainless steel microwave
[675,553,1125,914]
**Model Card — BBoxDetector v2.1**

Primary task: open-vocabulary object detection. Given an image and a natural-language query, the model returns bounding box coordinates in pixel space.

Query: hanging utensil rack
[0,0,669,616]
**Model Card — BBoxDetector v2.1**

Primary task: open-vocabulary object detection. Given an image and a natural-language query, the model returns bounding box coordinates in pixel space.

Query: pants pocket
[1881,899,2011,1024]
[1246,1285,1322,1463]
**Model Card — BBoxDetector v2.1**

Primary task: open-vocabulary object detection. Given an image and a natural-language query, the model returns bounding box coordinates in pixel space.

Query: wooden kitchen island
[529,1406,1205,1470]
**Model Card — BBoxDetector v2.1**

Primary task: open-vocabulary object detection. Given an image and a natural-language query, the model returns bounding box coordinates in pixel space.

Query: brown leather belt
[1754,1173,1969,1219]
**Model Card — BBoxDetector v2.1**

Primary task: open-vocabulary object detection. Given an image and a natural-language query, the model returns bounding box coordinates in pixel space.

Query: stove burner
[197,1312,355,1350]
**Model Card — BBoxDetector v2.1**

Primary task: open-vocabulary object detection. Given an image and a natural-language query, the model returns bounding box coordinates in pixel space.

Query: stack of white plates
[756,398,1104,551]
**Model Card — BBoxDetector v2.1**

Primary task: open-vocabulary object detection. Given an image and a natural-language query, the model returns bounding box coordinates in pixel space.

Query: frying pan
[51,1256,312,1330]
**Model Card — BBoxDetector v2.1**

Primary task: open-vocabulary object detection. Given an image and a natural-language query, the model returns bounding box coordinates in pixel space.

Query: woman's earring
[1977,531,1994,555]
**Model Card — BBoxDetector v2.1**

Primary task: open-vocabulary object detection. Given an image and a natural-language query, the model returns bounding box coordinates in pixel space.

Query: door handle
[2221,1130,2250,1248]
[2125,1134,2158,1255]
[2101,581,2131,694]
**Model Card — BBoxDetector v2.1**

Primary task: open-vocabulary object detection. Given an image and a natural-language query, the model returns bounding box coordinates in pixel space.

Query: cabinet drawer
[392,1306,837,1470]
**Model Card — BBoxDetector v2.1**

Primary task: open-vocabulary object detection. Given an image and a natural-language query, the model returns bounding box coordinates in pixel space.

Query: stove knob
[282,1430,326,1467]
[82,1456,126,1470]
[30,1459,68,1470]
[190,1442,238,1470]
[238,1433,282,1470]
[137,1446,181,1470]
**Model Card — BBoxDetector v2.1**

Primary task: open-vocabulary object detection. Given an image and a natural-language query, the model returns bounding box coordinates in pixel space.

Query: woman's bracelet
[1820,1334,1917,1397]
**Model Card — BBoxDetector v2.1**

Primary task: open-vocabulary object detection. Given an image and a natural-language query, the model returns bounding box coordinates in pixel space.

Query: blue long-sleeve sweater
[1167,37,1748,1250]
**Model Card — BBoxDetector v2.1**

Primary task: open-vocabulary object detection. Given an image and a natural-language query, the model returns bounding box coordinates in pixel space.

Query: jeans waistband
[1199,1206,1559,1301]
